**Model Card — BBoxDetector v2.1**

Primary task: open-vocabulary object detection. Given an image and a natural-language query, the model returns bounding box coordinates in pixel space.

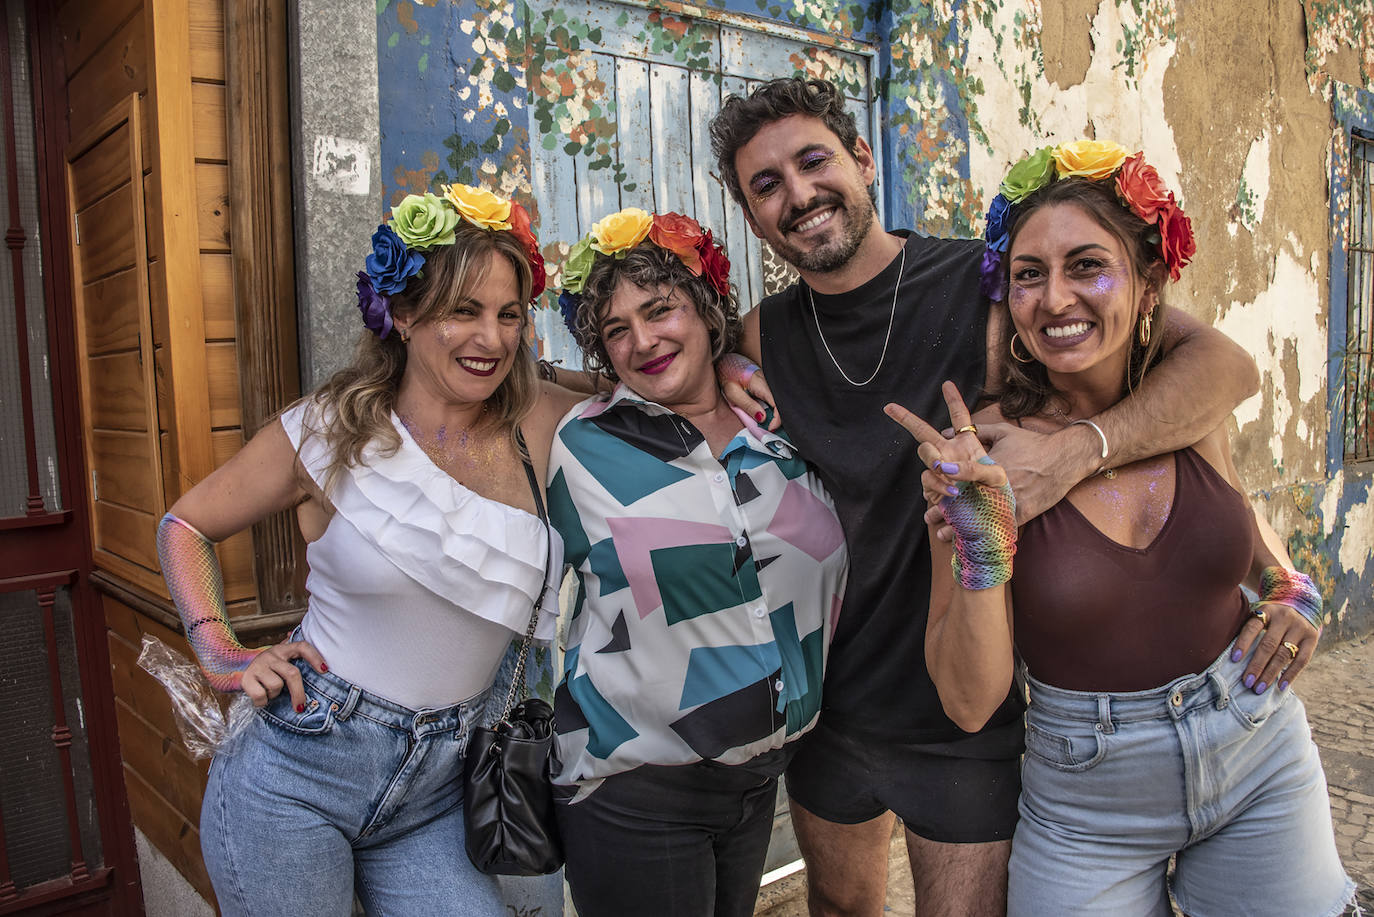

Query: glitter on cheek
[1089,272,1118,297]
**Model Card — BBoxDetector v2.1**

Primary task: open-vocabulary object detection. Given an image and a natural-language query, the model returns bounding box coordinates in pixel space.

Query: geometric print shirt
[547,384,848,795]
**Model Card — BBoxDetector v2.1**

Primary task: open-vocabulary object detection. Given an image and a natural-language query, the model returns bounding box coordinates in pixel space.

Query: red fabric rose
[649,212,705,275]
[696,230,731,297]
[508,202,546,300]
[1115,153,1173,224]
[1157,200,1196,282]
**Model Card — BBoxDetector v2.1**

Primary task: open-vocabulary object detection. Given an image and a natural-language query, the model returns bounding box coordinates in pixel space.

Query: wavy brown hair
[570,244,740,384]
[299,222,537,492]
[994,177,1169,420]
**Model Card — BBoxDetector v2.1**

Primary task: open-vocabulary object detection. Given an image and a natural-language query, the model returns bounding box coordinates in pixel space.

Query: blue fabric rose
[365,224,425,294]
[558,290,581,336]
[984,194,1012,253]
[978,248,1005,302]
[356,272,393,337]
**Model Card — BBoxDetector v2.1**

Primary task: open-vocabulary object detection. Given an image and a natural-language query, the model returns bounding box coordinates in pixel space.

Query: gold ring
[955,424,978,436]
[1282,641,1300,660]
[1253,607,1269,628]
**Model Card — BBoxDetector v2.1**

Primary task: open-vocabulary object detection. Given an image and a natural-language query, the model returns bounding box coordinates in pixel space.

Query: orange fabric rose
[1115,153,1173,224]
[649,213,706,275]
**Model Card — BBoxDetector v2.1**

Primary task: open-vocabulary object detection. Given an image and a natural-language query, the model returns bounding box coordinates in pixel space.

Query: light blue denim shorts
[1009,642,1355,917]
[201,659,505,917]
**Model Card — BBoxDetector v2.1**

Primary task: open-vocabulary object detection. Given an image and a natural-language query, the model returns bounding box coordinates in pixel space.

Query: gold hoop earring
[1138,310,1153,347]
[1010,332,1035,364]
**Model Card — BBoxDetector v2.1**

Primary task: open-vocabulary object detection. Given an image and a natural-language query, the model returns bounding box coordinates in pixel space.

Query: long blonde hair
[301,223,537,492]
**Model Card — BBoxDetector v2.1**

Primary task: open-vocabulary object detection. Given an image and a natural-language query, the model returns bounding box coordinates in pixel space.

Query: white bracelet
[1069,418,1110,462]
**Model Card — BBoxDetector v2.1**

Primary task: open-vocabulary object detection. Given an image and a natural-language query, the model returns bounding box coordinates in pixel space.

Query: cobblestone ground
[1297,633,1374,912]
[755,634,1374,916]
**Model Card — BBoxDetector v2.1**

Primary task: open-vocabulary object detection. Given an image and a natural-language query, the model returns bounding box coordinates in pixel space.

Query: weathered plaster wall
[373,0,1373,636]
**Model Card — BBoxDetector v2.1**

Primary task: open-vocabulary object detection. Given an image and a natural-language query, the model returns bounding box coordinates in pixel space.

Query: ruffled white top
[280,400,563,710]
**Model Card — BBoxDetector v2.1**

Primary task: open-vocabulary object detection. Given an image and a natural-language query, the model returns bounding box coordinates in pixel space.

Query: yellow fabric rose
[443,183,512,231]
[1052,140,1130,180]
[591,208,653,255]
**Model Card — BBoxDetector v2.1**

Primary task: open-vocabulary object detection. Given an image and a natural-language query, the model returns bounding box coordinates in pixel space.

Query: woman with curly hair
[156,186,561,915]
[545,209,848,917]
[888,142,1355,916]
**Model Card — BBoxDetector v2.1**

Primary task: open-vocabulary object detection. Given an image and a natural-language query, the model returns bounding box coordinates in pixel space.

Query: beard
[768,191,879,274]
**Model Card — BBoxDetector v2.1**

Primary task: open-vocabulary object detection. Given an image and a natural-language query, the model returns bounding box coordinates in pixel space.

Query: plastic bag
[136,635,254,759]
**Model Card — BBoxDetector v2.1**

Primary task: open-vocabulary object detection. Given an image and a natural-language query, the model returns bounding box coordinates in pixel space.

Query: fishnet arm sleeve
[156,513,265,692]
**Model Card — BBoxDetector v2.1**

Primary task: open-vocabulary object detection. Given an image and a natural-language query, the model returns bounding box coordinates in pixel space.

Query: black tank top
[760,231,1023,747]
[1012,447,1253,692]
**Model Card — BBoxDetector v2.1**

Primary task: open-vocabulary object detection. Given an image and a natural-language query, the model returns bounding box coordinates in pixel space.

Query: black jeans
[554,761,779,917]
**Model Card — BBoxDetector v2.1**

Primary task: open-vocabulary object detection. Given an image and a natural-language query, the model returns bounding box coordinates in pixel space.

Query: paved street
[756,634,1374,915]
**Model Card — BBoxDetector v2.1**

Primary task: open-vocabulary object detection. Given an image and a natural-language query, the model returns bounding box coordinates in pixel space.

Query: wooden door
[0,1,141,913]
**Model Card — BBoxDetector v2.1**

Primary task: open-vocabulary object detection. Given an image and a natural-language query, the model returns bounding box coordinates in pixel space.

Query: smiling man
[709,78,1260,917]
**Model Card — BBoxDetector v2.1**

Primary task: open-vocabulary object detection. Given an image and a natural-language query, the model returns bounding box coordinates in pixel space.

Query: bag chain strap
[496,428,554,725]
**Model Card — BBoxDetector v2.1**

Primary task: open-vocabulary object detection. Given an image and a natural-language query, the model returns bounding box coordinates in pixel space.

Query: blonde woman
[156,188,562,916]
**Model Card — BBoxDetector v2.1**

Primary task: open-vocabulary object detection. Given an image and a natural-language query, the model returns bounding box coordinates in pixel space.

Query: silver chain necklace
[806,247,906,387]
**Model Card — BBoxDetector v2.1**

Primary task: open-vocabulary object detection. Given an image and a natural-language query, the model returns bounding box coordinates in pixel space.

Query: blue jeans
[201,660,504,916]
[1009,643,1355,917]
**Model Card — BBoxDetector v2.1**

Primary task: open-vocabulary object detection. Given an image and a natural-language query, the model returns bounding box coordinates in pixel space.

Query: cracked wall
[373,0,1374,636]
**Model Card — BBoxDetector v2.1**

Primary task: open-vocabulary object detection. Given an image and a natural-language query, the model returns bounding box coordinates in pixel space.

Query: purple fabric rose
[984,194,1012,252]
[978,248,1005,302]
[365,224,425,294]
[356,271,393,338]
[558,290,581,336]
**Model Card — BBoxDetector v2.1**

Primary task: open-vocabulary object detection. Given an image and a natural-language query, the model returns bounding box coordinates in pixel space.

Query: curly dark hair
[709,77,864,209]
[995,177,1169,420]
[570,245,741,385]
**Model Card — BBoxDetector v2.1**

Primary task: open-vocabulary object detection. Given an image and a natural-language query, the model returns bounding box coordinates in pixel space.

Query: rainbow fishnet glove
[716,352,759,388]
[938,458,1017,591]
[1256,567,1323,631]
[156,513,265,692]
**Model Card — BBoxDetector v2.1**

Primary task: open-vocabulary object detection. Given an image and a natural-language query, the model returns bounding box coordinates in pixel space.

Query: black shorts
[784,716,1023,843]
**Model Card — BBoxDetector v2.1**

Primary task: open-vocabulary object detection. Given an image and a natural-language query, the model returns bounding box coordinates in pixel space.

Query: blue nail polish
[1230,648,1242,663]
[1279,680,1290,692]
[1256,681,1267,694]
[938,462,959,475]
[1243,673,1256,688]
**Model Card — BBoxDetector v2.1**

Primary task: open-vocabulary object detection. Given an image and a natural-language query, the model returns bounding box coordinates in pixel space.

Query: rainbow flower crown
[978,140,1196,302]
[557,208,731,333]
[356,184,547,337]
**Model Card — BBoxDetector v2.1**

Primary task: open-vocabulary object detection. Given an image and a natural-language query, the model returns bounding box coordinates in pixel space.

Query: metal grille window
[1345,130,1374,463]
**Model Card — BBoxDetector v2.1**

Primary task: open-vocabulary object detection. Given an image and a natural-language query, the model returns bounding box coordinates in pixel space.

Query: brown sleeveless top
[1011,448,1252,692]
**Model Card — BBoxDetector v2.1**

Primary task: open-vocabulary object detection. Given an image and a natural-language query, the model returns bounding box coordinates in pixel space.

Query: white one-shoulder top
[279,399,563,710]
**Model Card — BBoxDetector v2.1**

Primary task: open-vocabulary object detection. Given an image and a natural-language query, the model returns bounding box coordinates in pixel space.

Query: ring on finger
[1252,606,1269,628]
[1281,640,1300,660]
[955,424,978,436]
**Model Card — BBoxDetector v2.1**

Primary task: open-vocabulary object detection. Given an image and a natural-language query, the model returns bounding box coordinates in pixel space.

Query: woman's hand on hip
[1231,604,1319,694]
[241,639,328,710]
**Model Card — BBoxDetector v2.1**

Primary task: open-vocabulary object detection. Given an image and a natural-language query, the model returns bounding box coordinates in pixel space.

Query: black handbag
[462,439,564,876]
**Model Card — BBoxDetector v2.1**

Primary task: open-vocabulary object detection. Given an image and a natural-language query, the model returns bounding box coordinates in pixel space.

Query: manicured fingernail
[1243,673,1256,688]
[1230,648,1243,662]
[320,663,328,672]
[938,462,959,474]
[1279,680,1290,692]
[946,485,960,496]
[1255,681,1267,695]
[295,703,305,713]
[755,412,765,422]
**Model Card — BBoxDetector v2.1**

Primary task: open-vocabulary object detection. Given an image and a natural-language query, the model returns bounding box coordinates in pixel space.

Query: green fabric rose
[999,147,1056,204]
[389,192,460,250]
[561,236,598,294]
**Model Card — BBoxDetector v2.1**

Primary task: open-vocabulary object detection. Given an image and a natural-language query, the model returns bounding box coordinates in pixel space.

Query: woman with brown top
[886,142,1354,916]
